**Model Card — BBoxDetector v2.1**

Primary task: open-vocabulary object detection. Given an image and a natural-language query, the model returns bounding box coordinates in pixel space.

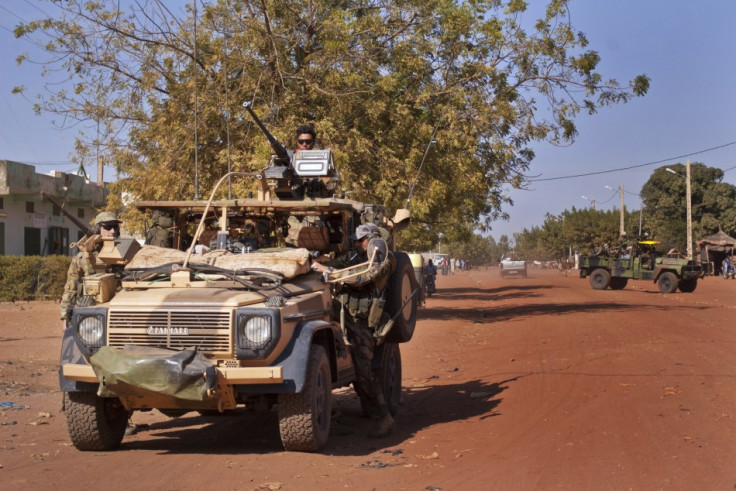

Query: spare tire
[385,251,418,343]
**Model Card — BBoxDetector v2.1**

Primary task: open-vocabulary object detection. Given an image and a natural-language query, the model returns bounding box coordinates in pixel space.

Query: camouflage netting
[125,245,311,279]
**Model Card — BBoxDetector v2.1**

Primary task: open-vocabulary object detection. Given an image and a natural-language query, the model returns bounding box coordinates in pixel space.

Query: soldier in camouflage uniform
[59,211,121,327]
[312,223,396,437]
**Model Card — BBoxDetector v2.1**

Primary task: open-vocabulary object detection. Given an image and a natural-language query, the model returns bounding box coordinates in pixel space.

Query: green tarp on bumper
[90,346,218,404]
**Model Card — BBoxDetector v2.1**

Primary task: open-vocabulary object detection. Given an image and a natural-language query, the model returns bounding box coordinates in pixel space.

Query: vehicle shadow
[121,375,522,457]
[420,301,706,323]
[429,284,554,302]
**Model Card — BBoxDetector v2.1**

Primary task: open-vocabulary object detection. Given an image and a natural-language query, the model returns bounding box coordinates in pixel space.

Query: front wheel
[589,268,611,290]
[278,344,332,452]
[658,272,678,294]
[64,391,128,451]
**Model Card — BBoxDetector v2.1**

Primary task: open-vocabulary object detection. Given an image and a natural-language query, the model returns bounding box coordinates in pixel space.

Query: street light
[581,195,596,210]
[605,184,625,237]
[665,161,693,259]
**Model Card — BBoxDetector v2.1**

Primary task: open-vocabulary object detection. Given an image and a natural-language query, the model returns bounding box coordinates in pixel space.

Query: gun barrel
[242,102,290,164]
[40,192,95,236]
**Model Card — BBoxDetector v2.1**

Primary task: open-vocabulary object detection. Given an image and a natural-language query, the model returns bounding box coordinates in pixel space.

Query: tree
[512,206,638,260]
[15,0,649,248]
[640,163,736,251]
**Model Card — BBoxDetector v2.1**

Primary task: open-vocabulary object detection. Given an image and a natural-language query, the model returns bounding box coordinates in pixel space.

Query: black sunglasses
[100,223,119,231]
[297,139,314,145]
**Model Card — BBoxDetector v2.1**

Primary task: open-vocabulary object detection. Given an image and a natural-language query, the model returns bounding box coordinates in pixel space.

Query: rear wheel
[64,391,128,451]
[278,344,331,451]
[385,252,418,343]
[609,277,628,290]
[678,278,697,292]
[658,272,678,294]
[589,268,611,290]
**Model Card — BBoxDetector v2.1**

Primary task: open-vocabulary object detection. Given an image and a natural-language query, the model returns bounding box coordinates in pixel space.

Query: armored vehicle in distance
[578,240,704,293]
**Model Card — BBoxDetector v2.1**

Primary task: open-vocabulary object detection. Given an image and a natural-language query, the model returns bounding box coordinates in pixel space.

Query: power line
[529,140,736,182]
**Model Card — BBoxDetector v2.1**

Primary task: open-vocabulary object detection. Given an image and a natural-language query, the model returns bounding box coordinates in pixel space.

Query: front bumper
[62,363,284,385]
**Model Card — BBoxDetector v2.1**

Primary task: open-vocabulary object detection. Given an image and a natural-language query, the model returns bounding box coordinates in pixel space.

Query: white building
[0,160,106,256]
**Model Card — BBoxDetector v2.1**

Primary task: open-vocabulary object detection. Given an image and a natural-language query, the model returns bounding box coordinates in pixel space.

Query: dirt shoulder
[1,271,735,490]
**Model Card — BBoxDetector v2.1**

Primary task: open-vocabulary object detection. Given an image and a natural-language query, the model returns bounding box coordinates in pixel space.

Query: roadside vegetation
[511,162,736,261]
[14,0,648,252]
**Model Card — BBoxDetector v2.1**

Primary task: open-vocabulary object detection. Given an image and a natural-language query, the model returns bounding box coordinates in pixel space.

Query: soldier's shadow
[122,376,520,456]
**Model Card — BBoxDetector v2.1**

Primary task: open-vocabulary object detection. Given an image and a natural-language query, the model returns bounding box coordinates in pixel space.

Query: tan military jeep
[60,158,418,452]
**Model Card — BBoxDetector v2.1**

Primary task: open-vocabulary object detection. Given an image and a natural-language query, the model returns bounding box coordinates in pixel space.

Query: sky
[1,1,735,241]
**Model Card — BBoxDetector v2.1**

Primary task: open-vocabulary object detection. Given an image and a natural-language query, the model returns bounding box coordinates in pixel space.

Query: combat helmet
[94,211,121,226]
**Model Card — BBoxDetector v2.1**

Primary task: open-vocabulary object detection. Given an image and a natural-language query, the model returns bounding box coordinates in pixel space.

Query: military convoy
[58,108,419,452]
[578,240,704,293]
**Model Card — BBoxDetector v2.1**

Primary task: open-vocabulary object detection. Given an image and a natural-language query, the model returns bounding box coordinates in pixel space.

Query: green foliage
[446,233,498,266]
[0,255,71,301]
[641,163,736,252]
[509,161,736,260]
[16,0,648,251]
[513,206,637,260]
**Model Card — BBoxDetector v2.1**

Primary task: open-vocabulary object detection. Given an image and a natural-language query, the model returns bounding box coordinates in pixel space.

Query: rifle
[242,102,291,165]
[40,192,99,252]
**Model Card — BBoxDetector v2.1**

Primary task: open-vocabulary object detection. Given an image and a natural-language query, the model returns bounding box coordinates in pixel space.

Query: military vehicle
[578,240,704,293]
[58,106,418,452]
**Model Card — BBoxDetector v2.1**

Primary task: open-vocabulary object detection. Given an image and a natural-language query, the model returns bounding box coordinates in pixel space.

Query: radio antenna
[193,0,200,200]
[404,124,439,209]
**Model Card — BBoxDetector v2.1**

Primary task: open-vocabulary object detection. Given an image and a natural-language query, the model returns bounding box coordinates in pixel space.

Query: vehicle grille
[107,310,232,354]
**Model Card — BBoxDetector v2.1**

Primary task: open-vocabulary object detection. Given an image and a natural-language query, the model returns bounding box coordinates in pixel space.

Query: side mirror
[367,238,388,264]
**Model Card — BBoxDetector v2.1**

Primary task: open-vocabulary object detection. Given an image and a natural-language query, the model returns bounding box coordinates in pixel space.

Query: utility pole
[686,160,693,259]
[619,184,625,237]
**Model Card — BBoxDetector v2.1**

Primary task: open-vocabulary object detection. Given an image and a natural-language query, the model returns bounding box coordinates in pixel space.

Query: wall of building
[0,160,106,256]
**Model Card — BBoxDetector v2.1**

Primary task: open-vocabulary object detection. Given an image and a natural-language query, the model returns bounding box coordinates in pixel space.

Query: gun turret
[41,192,95,237]
[41,192,103,254]
[242,102,291,166]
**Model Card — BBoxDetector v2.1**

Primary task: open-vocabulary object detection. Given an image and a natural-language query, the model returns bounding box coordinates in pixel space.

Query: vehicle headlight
[74,312,106,355]
[78,316,104,345]
[235,309,280,360]
[239,315,272,349]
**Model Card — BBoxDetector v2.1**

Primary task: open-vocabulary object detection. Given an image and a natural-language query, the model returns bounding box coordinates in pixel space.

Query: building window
[26,201,35,213]
[48,226,69,256]
[0,222,4,255]
[0,197,4,209]
[77,208,85,219]
[53,204,61,216]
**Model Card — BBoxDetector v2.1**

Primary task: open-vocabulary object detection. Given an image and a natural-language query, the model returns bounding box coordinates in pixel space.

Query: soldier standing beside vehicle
[59,211,121,329]
[59,211,139,436]
[311,223,396,437]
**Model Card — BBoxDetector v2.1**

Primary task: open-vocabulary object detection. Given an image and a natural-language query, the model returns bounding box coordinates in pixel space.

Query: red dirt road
[1,269,735,490]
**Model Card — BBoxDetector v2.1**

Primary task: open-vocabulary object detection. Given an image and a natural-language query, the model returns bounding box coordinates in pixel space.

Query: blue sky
[2,1,735,241]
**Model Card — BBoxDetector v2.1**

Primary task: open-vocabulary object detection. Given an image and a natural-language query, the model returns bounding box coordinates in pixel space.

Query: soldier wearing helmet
[59,211,122,325]
[312,222,396,438]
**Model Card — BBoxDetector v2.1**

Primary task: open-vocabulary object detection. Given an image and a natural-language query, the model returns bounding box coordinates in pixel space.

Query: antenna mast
[193,0,200,200]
